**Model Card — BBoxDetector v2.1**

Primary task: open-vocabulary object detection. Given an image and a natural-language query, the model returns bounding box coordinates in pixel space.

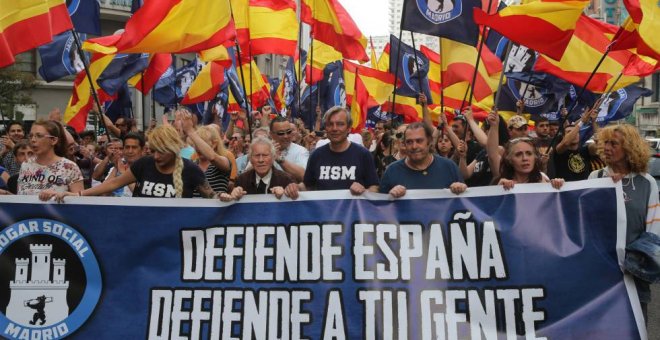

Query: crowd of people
[0,97,658,321]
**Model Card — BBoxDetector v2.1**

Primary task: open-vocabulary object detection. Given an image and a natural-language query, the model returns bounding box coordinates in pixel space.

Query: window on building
[14,52,37,75]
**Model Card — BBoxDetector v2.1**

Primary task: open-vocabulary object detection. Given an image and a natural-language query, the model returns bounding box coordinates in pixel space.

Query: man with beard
[379,122,466,198]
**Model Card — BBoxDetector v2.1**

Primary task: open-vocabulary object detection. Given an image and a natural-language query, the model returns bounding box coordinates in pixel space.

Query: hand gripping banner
[0,179,646,339]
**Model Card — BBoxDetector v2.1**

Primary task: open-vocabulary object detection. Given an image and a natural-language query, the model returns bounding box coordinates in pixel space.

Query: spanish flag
[181,61,225,105]
[1,0,72,68]
[619,0,660,60]
[534,15,655,93]
[376,43,390,72]
[238,60,270,109]
[307,39,342,84]
[128,54,173,94]
[301,0,369,62]
[248,0,299,56]
[473,0,589,60]
[64,54,115,132]
[343,60,398,106]
[440,38,502,102]
[420,45,442,104]
[350,73,369,132]
[83,0,235,54]
[383,96,422,123]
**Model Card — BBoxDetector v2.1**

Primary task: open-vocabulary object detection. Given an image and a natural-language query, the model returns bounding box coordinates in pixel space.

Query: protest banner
[0,179,646,339]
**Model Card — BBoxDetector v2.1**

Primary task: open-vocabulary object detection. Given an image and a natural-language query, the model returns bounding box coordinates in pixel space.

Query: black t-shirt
[304,143,379,190]
[130,156,206,198]
[465,149,492,187]
[553,145,592,181]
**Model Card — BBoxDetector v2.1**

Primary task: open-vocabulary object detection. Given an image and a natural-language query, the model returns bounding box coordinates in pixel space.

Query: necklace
[407,156,433,175]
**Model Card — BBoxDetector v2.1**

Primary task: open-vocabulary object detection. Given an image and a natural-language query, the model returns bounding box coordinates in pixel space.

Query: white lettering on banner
[0,220,89,257]
[147,289,312,340]
[318,166,356,180]
[166,211,549,339]
[4,322,69,340]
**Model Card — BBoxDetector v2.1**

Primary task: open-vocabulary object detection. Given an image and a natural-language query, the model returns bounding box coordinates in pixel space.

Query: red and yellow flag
[473,0,589,60]
[83,0,235,54]
[181,61,225,105]
[440,39,502,102]
[383,96,422,124]
[1,0,72,67]
[375,43,390,72]
[301,0,368,62]
[64,54,115,132]
[620,0,660,59]
[248,0,298,56]
[129,54,173,94]
[534,15,656,93]
[238,60,270,109]
[420,45,442,104]
[343,60,398,106]
[307,39,342,84]
[350,74,369,132]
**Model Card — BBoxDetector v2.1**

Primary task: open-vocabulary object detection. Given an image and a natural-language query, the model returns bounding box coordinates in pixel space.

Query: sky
[337,0,390,37]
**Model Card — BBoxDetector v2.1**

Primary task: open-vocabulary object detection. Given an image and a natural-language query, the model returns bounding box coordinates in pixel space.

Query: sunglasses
[275,129,293,136]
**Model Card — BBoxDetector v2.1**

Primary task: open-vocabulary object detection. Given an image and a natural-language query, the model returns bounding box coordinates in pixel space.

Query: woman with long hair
[178,110,232,195]
[588,123,659,320]
[40,124,216,200]
[16,120,83,197]
[486,111,563,189]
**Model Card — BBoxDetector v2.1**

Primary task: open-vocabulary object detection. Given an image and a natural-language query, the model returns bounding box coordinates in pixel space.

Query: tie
[256,180,267,194]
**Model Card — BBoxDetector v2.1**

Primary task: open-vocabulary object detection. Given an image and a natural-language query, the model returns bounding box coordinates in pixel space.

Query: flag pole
[409,32,424,101]
[140,71,147,131]
[544,44,614,155]
[438,40,444,127]
[309,36,315,120]
[70,28,111,140]
[297,21,304,121]
[390,29,404,119]
[461,0,496,110]
[493,41,513,110]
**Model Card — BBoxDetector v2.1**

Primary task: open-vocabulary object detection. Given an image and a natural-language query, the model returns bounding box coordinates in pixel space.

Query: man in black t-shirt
[553,119,598,182]
[287,107,378,197]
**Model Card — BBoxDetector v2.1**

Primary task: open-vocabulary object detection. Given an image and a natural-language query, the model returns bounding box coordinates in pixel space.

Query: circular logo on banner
[596,89,627,123]
[0,219,101,340]
[416,0,462,24]
[402,53,426,90]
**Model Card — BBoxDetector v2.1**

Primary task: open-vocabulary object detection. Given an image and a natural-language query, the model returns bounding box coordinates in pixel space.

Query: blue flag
[320,60,345,112]
[595,86,652,123]
[153,63,177,108]
[175,58,203,101]
[203,82,229,126]
[499,72,570,115]
[366,105,398,128]
[104,83,133,122]
[68,0,101,36]
[293,84,318,130]
[37,31,87,82]
[97,54,150,96]
[389,35,432,101]
[401,0,481,46]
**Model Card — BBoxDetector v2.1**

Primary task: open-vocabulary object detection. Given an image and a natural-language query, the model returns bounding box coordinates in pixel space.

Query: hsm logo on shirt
[319,166,356,180]
[141,181,177,197]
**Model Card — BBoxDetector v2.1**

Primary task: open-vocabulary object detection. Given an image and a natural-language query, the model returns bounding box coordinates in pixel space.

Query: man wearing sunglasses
[269,117,308,182]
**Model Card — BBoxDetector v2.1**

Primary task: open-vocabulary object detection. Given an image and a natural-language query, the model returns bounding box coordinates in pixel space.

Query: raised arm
[486,110,502,179]
[179,111,231,172]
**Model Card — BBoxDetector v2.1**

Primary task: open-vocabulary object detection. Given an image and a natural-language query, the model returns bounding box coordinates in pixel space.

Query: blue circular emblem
[0,219,101,340]
[415,0,463,24]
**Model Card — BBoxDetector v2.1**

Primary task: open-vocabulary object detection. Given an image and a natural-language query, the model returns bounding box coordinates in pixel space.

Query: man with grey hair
[287,106,378,198]
[220,137,297,200]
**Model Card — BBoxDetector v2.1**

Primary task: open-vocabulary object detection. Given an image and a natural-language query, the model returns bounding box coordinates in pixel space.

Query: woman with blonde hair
[40,124,216,200]
[588,123,659,320]
[178,110,232,195]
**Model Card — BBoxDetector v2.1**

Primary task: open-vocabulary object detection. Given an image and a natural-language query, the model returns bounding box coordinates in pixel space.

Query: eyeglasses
[395,132,404,139]
[275,129,293,136]
[28,133,55,140]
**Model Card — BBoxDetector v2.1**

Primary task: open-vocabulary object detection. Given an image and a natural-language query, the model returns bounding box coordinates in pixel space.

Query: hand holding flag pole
[543,42,616,155]
[70,29,111,140]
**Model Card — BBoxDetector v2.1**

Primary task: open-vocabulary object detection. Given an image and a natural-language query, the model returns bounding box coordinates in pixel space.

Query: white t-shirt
[18,157,83,195]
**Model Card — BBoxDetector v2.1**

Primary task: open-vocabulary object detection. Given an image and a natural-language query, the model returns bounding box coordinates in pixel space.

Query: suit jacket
[235,168,294,194]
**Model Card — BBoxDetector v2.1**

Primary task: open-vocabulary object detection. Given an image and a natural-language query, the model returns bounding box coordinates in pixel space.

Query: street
[650,285,659,340]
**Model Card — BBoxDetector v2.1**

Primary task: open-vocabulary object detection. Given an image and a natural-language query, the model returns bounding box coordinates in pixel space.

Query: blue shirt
[304,143,379,191]
[379,155,463,193]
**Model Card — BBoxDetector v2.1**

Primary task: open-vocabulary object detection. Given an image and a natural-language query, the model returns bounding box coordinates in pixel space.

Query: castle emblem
[6,244,70,327]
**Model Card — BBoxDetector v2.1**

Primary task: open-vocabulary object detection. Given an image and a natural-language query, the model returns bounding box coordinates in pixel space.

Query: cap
[507,115,528,129]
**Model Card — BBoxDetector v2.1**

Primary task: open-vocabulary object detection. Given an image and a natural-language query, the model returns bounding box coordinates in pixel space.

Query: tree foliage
[0,68,37,121]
